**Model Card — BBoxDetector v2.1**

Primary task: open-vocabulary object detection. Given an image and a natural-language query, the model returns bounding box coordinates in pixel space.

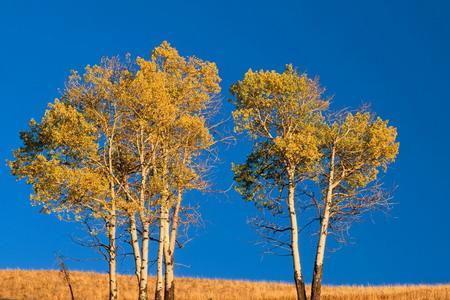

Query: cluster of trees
[9,42,398,300]
[231,66,399,300]
[9,42,220,300]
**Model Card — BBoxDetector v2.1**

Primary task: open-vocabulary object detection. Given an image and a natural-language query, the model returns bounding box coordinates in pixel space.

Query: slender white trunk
[106,135,118,300]
[164,189,183,300]
[155,238,164,300]
[311,146,336,300]
[139,216,149,300]
[162,207,171,300]
[108,209,118,300]
[136,138,149,300]
[129,213,142,284]
[155,205,166,300]
[163,204,173,300]
[286,167,307,300]
[169,190,182,255]
[164,189,181,300]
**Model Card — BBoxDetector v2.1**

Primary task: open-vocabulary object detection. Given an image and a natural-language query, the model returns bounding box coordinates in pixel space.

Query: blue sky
[1,0,449,284]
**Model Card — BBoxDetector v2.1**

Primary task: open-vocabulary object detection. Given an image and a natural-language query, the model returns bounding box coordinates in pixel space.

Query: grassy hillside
[0,270,448,300]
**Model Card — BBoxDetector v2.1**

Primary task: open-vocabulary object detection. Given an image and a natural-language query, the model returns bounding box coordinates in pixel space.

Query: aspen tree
[118,54,169,300]
[64,58,132,300]
[231,65,328,300]
[148,42,220,300]
[310,111,399,300]
[162,115,214,300]
[119,42,220,300]
[9,57,131,300]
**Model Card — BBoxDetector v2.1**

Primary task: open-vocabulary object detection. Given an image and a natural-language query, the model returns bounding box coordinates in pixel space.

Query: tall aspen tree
[231,65,328,300]
[9,43,220,300]
[310,111,399,300]
[118,42,220,300]
[148,42,220,300]
[9,57,130,300]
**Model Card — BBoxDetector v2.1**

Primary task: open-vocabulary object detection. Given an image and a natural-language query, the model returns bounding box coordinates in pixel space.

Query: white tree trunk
[164,190,182,300]
[162,206,173,300]
[108,210,118,300]
[129,214,142,284]
[287,168,307,300]
[311,146,336,300]
[155,206,166,300]
[136,154,149,300]
[139,216,150,300]
[169,191,182,255]
[106,137,118,300]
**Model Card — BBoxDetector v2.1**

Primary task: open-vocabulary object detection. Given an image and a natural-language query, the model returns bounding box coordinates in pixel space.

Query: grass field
[0,270,448,300]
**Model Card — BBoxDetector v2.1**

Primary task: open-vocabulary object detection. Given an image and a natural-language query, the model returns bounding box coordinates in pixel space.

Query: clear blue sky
[1,0,449,285]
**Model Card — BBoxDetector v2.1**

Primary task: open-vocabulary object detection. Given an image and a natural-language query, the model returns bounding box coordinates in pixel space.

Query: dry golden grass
[0,270,448,300]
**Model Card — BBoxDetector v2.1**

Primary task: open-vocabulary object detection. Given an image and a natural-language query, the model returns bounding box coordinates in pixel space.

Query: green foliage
[232,142,286,212]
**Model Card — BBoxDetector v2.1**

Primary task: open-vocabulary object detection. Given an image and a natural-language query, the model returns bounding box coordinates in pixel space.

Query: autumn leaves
[9,42,398,300]
[10,42,220,300]
[232,66,399,300]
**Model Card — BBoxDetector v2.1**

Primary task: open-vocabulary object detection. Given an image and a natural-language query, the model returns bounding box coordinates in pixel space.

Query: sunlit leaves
[231,64,399,226]
[9,41,221,222]
[9,101,108,216]
[231,65,328,210]
[325,112,399,190]
[231,64,328,139]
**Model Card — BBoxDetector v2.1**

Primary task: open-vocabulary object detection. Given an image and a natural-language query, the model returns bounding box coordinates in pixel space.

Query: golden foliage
[9,40,221,218]
[231,65,399,214]
[231,64,328,139]
[9,100,109,216]
[231,65,329,208]
[326,112,399,189]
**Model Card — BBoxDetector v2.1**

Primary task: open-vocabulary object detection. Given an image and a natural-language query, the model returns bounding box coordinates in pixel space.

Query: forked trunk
[287,167,307,300]
[108,211,118,300]
[311,146,336,300]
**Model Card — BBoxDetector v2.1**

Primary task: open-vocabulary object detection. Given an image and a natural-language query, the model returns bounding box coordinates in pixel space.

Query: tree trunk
[107,138,118,300]
[287,167,307,300]
[139,216,150,300]
[155,206,166,300]
[129,213,142,284]
[164,189,182,300]
[164,259,175,300]
[311,146,336,300]
[108,211,118,300]
[137,154,149,300]
[163,205,173,300]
